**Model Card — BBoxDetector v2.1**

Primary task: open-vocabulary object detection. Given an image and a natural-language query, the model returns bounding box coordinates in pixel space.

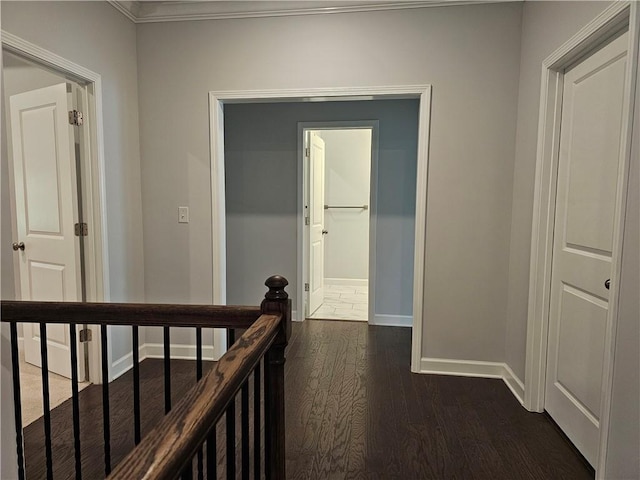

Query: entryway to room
[304,126,373,322]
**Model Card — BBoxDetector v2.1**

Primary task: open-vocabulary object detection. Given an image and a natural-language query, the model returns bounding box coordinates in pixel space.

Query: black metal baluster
[196,327,203,480]
[254,362,261,480]
[241,379,250,480]
[226,329,236,480]
[69,324,82,479]
[164,326,171,413]
[264,353,272,480]
[39,323,53,480]
[206,427,217,480]
[101,324,112,475]
[181,458,193,480]
[10,323,25,480]
[132,325,141,444]
[196,327,203,379]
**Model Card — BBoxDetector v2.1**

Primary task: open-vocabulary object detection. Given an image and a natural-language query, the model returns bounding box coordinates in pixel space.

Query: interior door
[9,83,84,379]
[545,32,629,466]
[308,132,326,315]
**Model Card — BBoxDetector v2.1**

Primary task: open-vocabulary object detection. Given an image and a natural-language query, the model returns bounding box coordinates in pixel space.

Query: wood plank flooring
[22,319,594,479]
[284,320,593,480]
[23,358,215,479]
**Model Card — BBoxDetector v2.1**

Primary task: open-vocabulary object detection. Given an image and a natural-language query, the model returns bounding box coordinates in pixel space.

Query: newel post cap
[264,275,289,300]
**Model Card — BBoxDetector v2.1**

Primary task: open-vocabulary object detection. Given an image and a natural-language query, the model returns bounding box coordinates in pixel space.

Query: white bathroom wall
[320,129,371,284]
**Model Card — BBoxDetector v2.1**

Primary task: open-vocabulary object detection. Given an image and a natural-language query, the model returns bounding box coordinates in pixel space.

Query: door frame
[299,121,379,323]
[2,31,110,384]
[209,85,432,371]
[524,2,638,476]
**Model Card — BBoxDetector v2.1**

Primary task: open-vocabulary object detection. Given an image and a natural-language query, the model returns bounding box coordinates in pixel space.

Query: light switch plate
[178,206,189,223]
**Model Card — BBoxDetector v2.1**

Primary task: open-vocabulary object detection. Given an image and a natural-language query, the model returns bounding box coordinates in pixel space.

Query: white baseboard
[502,363,525,405]
[324,278,368,287]
[111,350,136,381]
[110,342,216,381]
[144,343,216,361]
[419,357,525,405]
[371,314,412,327]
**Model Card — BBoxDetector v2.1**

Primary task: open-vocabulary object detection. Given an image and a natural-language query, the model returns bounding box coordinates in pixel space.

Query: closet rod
[324,205,368,210]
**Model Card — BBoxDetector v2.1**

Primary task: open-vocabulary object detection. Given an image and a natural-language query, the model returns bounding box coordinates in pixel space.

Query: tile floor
[308,284,368,321]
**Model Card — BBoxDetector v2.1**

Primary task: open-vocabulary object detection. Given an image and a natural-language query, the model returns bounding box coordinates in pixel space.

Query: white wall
[136,2,523,363]
[504,0,612,381]
[320,129,371,283]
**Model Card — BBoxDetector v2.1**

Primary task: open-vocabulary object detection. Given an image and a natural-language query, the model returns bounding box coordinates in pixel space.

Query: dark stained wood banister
[107,313,281,480]
[0,301,262,329]
[2,275,292,479]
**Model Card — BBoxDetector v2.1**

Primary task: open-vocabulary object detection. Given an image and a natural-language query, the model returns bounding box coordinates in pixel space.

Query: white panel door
[10,83,84,379]
[308,132,326,315]
[545,33,629,466]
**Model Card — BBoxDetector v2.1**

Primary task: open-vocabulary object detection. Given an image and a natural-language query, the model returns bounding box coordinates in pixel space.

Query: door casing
[2,32,110,384]
[524,2,639,478]
[209,85,432,371]
[300,122,378,323]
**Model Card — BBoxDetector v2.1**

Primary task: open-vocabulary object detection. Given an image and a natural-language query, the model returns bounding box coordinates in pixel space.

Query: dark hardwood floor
[23,358,215,479]
[284,320,593,480]
[22,320,594,479]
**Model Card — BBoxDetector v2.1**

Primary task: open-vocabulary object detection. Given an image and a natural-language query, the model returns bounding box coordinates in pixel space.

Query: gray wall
[504,1,612,380]
[224,100,418,315]
[136,2,523,362]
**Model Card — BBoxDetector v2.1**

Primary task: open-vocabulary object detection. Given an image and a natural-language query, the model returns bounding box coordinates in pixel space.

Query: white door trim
[298,121,379,324]
[208,85,432,371]
[524,3,638,477]
[2,31,111,384]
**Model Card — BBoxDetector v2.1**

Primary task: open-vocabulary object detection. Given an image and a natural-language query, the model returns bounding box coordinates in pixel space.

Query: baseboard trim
[144,343,216,361]
[324,278,368,287]
[371,314,412,327]
[502,363,525,405]
[419,357,525,405]
[111,350,136,381]
[110,342,216,381]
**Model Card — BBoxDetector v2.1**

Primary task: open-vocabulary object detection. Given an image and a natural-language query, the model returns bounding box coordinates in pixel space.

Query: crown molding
[108,0,518,24]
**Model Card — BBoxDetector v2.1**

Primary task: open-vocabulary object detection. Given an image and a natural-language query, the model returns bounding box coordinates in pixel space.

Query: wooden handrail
[0,301,262,329]
[4,275,292,479]
[107,313,282,480]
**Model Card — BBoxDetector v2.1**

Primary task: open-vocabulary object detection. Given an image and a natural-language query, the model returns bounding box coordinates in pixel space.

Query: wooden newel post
[262,275,291,480]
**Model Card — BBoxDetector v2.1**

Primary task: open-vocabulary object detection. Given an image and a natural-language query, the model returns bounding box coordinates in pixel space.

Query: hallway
[21,320,594,479]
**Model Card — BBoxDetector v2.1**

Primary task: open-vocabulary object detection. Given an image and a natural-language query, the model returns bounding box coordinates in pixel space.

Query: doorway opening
[2,40,108,425]
[303,126,374,322]
[212,86,431,371]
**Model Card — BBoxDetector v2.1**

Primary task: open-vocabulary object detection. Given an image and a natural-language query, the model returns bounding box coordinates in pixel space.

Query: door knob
[12,242,25,251]
[604,279,610,290]
[322,230,328,235]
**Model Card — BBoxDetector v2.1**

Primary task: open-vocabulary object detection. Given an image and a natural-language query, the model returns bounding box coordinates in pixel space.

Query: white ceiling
[108,0,517,23]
